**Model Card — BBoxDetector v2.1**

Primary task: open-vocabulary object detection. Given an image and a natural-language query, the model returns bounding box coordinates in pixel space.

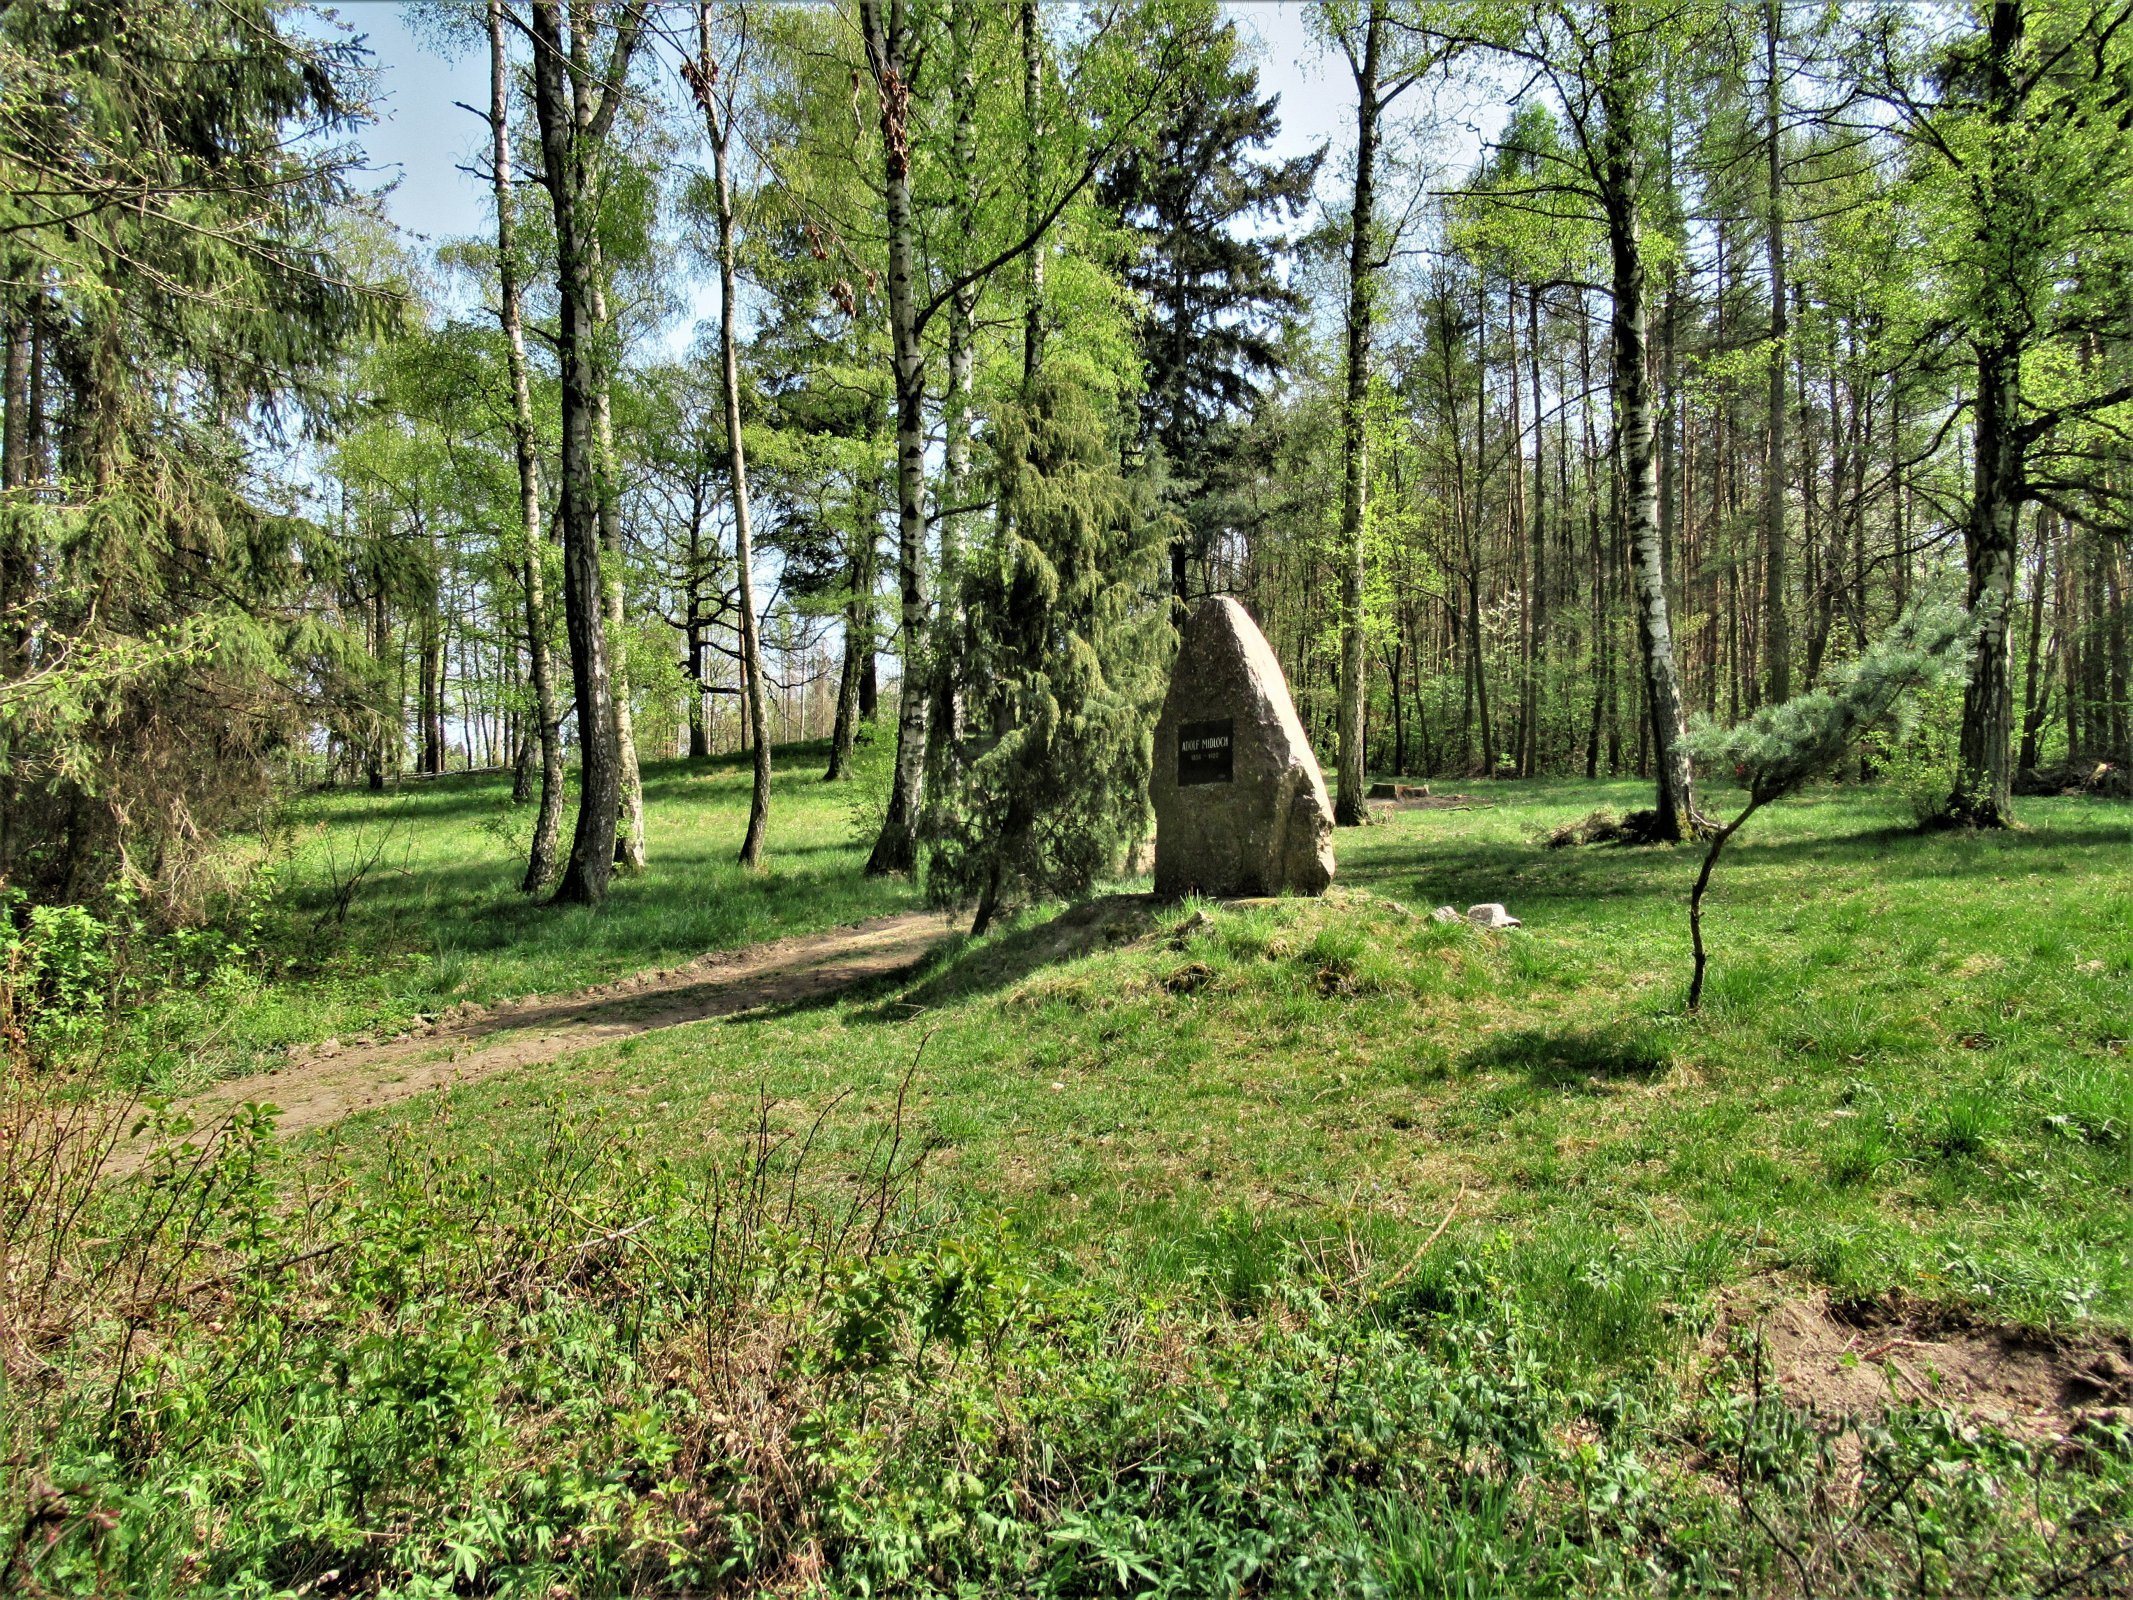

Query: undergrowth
[4,1074,2128,1598]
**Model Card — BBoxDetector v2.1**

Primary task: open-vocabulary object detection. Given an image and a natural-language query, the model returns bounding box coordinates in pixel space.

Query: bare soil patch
[106,911,957,1175]
[1732,1291,2133,1442]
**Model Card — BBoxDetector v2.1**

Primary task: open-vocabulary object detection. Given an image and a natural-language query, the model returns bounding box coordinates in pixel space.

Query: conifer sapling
[1681,601,1973,1011]
[921,374,1170,934]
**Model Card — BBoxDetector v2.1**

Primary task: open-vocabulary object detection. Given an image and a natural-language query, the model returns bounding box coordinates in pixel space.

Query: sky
[332,2,1423,291]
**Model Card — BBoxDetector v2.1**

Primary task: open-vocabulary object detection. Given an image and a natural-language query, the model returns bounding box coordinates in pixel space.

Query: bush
[1864,674,1965,824]
[843,714,899,851]
[0,872,272,1065]
[0,898,116,1048]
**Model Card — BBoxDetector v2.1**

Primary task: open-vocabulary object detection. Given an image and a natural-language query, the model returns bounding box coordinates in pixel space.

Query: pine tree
[922,374,1168,934]
[1682,599,1972,1009]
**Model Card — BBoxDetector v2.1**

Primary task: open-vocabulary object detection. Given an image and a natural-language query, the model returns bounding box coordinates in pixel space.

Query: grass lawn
[19,758,2133,1595]
[117,740,922,1090]
[316,773,2133,1331]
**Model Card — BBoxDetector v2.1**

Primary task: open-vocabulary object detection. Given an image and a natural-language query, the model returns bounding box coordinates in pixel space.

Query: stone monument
[1151,597,1336,898]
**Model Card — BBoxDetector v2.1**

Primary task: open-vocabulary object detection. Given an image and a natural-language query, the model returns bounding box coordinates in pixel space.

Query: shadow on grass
[1342,808,2132,919]
[1461,1023,1673,1090]
[845,892,1166,1021]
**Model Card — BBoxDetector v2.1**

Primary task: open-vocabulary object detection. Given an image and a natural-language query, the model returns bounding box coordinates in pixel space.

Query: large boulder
[1151,597,1335,898]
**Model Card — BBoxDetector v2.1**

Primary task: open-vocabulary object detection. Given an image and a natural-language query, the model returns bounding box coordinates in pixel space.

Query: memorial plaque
[1150,597,1335,898]
[1178,718,1234,786]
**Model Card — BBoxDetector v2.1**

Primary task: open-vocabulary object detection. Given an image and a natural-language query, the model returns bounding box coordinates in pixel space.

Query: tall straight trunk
[827,476,876,780]
[1332,0,1385,826]
[693,5,771,870]
[1474,277,1492,771]
[2055,516,2077,760]
[1949,1,2026,828]
[1021,0,1045,380]
[1469,573,1495,776]
[926,0,981,781]
[2081,533,2108,756]
[1388,634,1406,776]
[1760,0,1791,705]
[489,0,565,892]
[1,315,24,492]
[1,306,27,866]
[530,0,640,907]
[2106,545,2129,770]
[861,0,931,877]
[368,584,390,791]
[1601,110,1698,837]
[2019,510,2052,773]
[1523,285,1547,777]
[1507,280,1529,772]
[1583,301,1607,781]
[588,264,645,871]
[687,617,710,758]
[825,544,864,780]
[420,535,446,776]
[1952,339,2023,826]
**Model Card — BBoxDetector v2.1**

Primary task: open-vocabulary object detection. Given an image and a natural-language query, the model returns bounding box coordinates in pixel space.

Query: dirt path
[109,910,956,1174]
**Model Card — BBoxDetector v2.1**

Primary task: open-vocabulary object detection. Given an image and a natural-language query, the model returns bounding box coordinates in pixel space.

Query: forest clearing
[3,0,2133,1593]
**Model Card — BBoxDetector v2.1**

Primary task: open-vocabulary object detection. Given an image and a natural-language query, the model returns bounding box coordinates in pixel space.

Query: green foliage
[922,376,1170,924]
[0,898,112,1046]
[1683,600,1974,1007]
[0,876,270,1060]
[1688,600,1975,808]
[0,0,391,911]
[9,774,2133,1593]
[1099,4,1320,465]
[843,720,901,853]
[1866,674,1967,826]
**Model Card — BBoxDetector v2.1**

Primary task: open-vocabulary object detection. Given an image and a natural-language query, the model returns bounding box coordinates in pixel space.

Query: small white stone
[1430,906,1463,925]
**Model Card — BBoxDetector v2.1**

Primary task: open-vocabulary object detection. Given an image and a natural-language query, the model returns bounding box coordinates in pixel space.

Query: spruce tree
[1100,8,1320,576]
[922,374,1168,934]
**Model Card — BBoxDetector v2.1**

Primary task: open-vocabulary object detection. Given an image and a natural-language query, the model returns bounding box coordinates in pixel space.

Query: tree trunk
[1,315,24,493]
[420,530,445,776]
[1333,0,1384,826]
[861,0,930,877]
[1950,342,2024,825]
[1523,285,1547,777]
[588,264,646,871]
[1602,109,1698,838]
[926,0,981,784]
[1581,295,1606,779]
[2106,545,2128,776]
[696,6,771,870]
[530,0,637,907]
[1021,0,1046,381]
[826,479,870,780]
[1760,0,1791,706]
[687,618,710,759]
[2019,511,2051,774]
[489,0,566,891]
[1949,1,2026,829]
